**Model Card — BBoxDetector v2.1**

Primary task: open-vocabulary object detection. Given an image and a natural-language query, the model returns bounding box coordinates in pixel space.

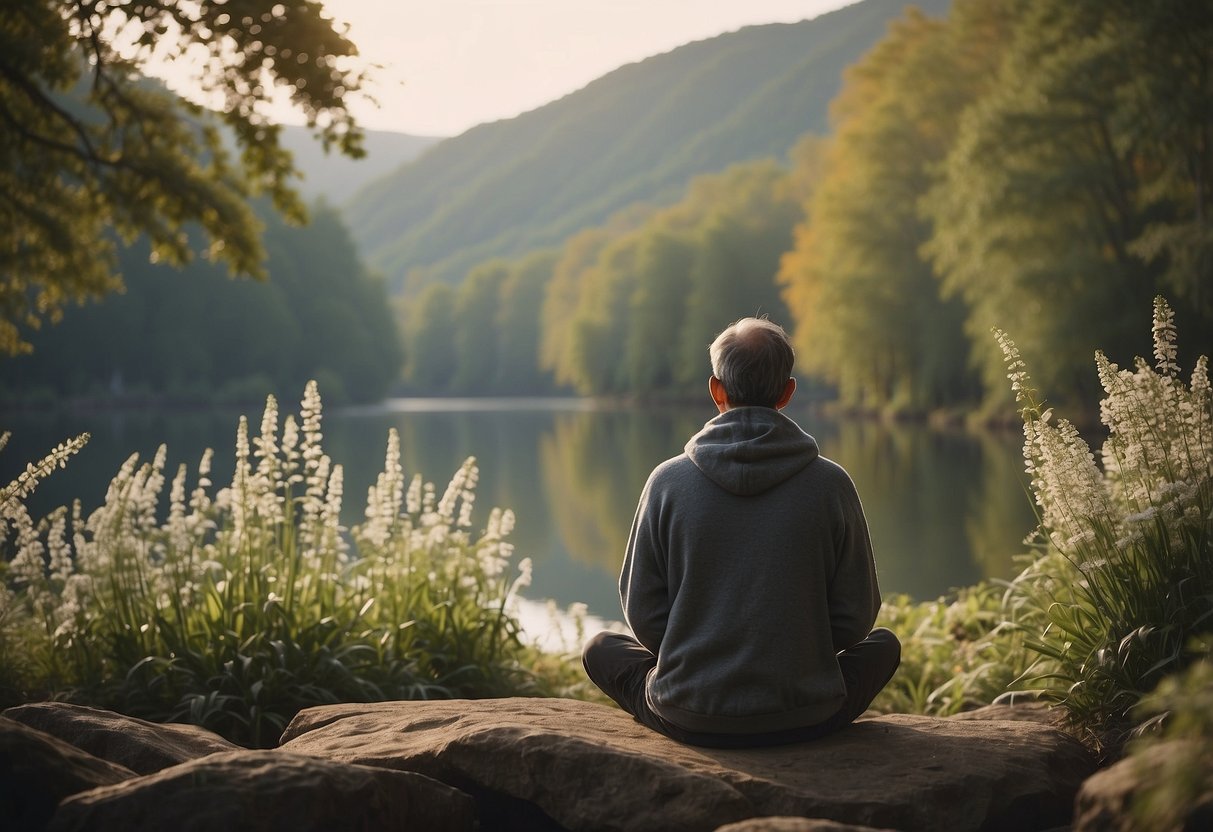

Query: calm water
[2,399,1035,625]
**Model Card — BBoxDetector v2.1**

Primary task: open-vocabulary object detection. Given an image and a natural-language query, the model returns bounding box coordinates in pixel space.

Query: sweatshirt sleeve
[828,472,881,652]
[619,475,670,655]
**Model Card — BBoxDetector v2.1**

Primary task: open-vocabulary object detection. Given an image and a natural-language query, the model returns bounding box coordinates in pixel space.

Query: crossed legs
[582,628,901,748]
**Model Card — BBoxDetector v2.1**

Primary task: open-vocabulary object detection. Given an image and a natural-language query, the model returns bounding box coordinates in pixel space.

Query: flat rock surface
[4,701,240,774]
[948,703,1060,725]
[49,749,477,832]
[281,697,1095,832]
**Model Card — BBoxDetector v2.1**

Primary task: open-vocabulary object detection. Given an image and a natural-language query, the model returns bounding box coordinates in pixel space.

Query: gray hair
[709,317,795,408]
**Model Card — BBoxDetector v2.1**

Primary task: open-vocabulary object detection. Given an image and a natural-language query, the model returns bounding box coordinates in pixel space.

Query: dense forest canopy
[779,1,1013,414]
[0,0,369,355]
[0,202,401,404]
[781,0,1213,416]
[923,0,1213,411]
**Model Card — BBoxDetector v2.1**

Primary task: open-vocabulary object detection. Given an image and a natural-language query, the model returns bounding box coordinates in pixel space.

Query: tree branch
[0,57,105,164]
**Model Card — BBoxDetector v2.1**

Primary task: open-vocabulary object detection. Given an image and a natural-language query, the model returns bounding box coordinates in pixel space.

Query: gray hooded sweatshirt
[620,406,880,735]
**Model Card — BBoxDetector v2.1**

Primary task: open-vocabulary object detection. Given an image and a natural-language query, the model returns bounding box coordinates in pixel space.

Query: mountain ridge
[279,125,443,204]
[345,0,953,292]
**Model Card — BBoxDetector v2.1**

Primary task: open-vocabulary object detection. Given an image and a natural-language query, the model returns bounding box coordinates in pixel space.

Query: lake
[2,397,1036,636]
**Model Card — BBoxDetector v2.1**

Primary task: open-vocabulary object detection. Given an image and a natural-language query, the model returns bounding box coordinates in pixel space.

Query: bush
[872,582,1033,716]
[1128,637,1213,829]
[0,383,554,747]
[997,297,1213,751]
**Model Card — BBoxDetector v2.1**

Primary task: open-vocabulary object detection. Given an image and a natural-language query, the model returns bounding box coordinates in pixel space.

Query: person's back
[582,317,900,748]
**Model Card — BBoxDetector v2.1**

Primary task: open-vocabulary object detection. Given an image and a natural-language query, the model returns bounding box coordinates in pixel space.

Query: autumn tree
[0,0,369,354]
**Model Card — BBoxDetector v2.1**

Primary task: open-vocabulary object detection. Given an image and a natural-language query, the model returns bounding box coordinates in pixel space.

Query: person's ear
[709,376,729,413]
[775,378,796,410]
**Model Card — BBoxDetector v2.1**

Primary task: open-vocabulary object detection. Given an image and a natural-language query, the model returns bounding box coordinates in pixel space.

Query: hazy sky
[297,0,856,136]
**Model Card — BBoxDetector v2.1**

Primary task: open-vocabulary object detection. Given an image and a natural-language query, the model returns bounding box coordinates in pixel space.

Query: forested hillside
[0,82,423,406]
[0,203,401,405]
[278,126,442,204]
[347,0,952,292]
[405,0,1213,419]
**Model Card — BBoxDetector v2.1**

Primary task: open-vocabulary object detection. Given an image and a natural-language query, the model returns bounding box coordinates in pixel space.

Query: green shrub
[0,383,553,746]
[996,297,1213,750]
[1128,637,1213,829]
[872,582,1032,716]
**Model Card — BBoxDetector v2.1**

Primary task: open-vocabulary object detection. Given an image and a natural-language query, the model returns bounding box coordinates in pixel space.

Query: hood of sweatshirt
[684,407,819,496]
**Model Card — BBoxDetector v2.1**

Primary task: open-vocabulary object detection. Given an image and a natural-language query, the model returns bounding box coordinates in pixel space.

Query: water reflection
[1,399,1034,621]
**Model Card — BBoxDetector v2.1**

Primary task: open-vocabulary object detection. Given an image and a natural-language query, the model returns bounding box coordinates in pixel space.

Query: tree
[623,229,694,394]
[405,283,457,392]
[0,0,369,354]
[0,201,403,403]
[496,250,558,393]
[539,227,614,390]
[565,237,640,396]
[675,160,798,388]
[452,261,509,392]
[924,0,1213,411]
[777,1,1011,414]
[539,160,799,397]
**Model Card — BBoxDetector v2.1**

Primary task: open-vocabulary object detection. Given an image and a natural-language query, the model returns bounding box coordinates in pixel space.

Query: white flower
[0,432,90,510]
[1152,296,1179,377]
[254,394,279,481]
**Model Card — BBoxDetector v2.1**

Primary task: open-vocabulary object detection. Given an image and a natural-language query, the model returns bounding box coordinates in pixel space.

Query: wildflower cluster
[0,383,543,746]
[997,297,1213,749]
[0,431,90,698]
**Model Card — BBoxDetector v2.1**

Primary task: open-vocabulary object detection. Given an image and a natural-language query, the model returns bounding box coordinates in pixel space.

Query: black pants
[581,628,901,749]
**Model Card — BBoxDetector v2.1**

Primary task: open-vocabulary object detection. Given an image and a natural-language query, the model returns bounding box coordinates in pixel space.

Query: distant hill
[279,125,442,204]
[345,0,952,292]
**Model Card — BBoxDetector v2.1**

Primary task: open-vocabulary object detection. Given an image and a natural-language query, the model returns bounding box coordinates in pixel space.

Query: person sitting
[582,316,900,748]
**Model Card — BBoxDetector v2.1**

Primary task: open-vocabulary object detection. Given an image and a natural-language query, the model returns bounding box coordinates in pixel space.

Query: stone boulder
[716,819,896,832]
[280,697,1096,832]
[48,749,478,832]
[1073,740,1213,831]
[948,703,1060,726]
[0,716,135,832]
[3,701,240,774]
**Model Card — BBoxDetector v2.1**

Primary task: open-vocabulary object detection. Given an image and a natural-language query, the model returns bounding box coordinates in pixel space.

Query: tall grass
[996,297,1213,751]
[872,582,1033,716]
[0,383,559,746]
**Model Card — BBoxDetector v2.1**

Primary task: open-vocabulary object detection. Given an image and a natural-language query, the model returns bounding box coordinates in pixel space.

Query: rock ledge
[5,698,1096,832]
[281,698,1094,832]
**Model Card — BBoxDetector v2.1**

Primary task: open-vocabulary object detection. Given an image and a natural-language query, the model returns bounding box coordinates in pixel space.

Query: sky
[269,0,857,137]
